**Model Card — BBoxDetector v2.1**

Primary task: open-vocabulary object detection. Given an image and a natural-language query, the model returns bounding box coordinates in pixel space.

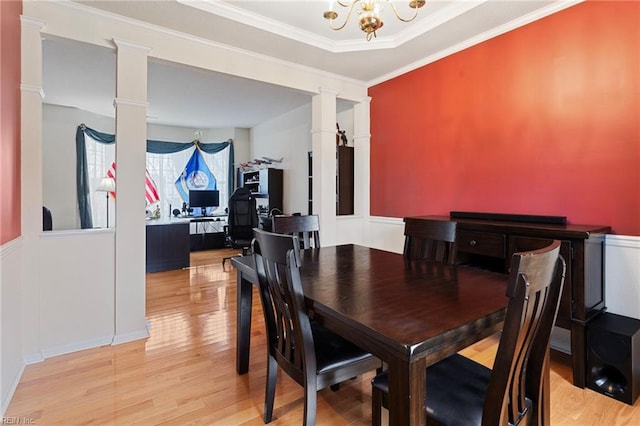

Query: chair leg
[371,385,382,426]
[303,379,317,426]
[263,355,277,423]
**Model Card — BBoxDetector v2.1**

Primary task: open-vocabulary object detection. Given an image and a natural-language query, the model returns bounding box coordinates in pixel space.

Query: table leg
[236,270,253,375]
[387,357,427,426]
[571,322,586,388]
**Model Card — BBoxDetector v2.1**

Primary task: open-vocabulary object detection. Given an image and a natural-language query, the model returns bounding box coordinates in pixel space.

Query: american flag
[105,162,160,205]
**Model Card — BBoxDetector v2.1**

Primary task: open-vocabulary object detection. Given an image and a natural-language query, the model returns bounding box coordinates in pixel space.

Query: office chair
[371,240,566,426]
[222,187,259,269]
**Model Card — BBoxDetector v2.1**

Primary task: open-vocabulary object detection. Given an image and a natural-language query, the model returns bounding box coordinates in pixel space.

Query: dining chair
[403,218,457,264]
[252,228,382,425]
[271,214,320,249]
[371,240,566,426]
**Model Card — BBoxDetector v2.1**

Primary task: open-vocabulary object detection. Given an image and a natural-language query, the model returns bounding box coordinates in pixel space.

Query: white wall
[251,103,312,215]
[250,105,361,217]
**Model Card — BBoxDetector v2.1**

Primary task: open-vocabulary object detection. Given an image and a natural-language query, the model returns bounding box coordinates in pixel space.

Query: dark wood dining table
[232,244,509,426]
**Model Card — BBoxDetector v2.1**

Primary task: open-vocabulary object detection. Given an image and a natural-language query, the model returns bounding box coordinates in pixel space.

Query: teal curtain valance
[76,124,235,229]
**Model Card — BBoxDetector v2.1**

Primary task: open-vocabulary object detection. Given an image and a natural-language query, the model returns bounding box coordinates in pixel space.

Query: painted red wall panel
[0,0,22,244]
[370,1,639,235]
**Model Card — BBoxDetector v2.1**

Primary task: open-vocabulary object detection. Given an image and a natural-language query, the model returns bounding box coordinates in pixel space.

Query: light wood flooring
[6,249,640,425]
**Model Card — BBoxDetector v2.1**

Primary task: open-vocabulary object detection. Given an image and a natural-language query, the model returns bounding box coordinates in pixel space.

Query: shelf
[238,168,283,213]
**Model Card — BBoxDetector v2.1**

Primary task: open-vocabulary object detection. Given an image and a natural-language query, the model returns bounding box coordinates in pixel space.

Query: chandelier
[324,0,425,41]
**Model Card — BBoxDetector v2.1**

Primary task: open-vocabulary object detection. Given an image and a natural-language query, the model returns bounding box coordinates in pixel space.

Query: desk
[145,215,227,272]
[232,245,509,426]
[146,219,190,272]
[188,215,227,251]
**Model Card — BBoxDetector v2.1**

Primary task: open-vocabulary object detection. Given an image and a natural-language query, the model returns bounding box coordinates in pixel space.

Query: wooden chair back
[403,219,457,264]
[271,214,320,249]
[252,228,380,425]
[484,240,565,425]
[252,229,309,385]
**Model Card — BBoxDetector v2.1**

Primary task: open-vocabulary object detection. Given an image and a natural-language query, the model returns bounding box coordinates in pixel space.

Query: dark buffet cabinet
[405,212,611,388]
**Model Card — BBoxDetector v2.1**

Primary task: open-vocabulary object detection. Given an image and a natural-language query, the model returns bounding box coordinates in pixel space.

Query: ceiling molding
[176,0,491,53]
[367,0,584,86]
[177,0,339,51]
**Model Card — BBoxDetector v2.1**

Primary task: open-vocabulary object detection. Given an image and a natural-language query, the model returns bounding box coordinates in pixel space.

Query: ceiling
[43,0,579,129]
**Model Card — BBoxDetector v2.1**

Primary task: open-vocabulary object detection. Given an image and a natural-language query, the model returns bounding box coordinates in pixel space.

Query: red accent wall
[370,1,639,235]
[0,0,22,244]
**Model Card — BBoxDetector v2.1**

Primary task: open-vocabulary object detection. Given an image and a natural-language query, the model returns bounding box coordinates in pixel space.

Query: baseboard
[1,363,25,417]
[41,335,114,359]
[23,352,45,365]
[112,326,150,346]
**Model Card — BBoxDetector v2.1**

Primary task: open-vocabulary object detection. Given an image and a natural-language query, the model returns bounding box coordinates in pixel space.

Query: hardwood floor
[6,249,640,425]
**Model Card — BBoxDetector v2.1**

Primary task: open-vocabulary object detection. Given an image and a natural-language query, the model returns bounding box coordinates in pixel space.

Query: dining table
[232,244,510,426]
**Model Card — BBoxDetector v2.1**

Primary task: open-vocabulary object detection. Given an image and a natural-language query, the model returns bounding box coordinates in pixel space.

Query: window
[146,148,229,216]
[85,135,229,226]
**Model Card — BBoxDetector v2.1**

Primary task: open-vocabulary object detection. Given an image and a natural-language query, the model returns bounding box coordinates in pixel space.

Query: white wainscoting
[366,216,404,254]
[36,229,117,359]
[1,238,25,415]
[605,235,640,320]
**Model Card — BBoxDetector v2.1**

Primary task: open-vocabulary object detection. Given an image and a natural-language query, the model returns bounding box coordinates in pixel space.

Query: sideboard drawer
[457,230,506,258]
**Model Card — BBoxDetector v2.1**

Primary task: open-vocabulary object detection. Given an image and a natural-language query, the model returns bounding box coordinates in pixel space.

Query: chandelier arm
[336,0,351,7]
[327,0,360,31]
[388,2,420,22]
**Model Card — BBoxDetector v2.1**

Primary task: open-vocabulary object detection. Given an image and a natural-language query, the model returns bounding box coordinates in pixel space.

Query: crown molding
[20,15,46,30]
[112,38,152,54]
[176,0,486,53]
[114,98,149,109]
[21,84,45,100]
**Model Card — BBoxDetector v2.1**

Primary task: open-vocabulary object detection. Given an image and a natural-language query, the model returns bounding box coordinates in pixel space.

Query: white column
[112,39,151,344]
[353,97,371,245]
[20,16,45,363]
[311,89,338,246]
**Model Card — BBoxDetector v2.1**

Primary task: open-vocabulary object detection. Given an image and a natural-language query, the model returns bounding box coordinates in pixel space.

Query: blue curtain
[76,124,234,229]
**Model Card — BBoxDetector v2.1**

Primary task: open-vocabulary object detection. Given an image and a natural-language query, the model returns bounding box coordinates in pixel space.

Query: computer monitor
[189,189,219,216]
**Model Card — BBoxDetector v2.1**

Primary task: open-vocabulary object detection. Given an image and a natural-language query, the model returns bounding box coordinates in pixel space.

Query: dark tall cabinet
[336,146,354,215]
[308,151,313,215]
[239,168,283,214]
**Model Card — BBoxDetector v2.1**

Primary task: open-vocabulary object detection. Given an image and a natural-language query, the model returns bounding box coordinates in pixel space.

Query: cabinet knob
[469,240,477,246]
